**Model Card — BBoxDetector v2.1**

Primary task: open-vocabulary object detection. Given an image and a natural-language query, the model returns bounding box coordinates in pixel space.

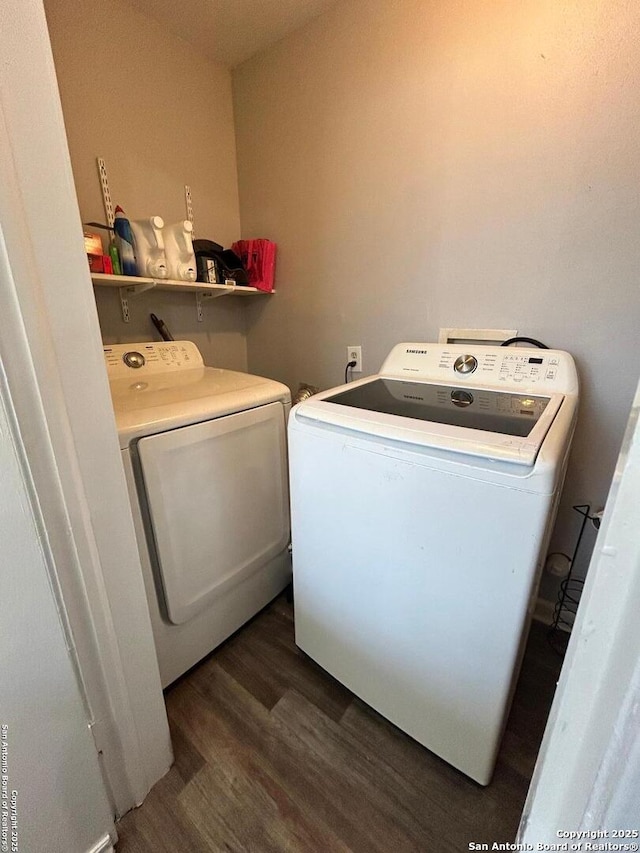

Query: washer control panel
[440,350,559,384]
[380,343,578,394]
[104,341,204,379]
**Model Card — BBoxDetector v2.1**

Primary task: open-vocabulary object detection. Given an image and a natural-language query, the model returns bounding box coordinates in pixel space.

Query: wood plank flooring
[115,595,565,852]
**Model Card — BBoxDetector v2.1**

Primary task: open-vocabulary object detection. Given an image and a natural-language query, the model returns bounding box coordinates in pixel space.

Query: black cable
[150,313,174,341]
[501,336,549,349]
[344,360,357,384]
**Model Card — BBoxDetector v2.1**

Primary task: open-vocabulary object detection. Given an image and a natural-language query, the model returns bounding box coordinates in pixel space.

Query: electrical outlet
[347,345,362,372]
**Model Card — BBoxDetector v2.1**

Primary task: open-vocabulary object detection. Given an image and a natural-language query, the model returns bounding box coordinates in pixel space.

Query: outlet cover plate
[347,345,362,372]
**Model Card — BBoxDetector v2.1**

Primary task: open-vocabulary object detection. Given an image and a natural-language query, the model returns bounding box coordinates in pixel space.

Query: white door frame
[0,0,172,816]
[519,383,640,839]
[0,334,117,853]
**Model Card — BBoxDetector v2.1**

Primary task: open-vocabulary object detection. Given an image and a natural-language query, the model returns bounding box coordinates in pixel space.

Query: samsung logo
[406,349,428,355]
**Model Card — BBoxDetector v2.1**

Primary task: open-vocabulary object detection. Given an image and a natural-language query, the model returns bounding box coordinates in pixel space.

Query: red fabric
[232,239,277,292]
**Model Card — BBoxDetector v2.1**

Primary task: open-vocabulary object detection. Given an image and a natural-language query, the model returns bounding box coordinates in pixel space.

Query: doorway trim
[0,0,172,815]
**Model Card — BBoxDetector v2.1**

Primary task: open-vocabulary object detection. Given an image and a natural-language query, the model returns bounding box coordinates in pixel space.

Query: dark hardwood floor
[115,595,565,852]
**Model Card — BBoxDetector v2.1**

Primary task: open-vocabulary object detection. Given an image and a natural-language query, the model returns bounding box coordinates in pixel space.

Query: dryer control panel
[104,341,204,378]
[381,343,578,394]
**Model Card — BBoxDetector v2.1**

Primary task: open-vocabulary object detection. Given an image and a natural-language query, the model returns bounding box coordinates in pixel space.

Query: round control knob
[453,354,478,375]
[451,389,474,408]
[123,351,145,369]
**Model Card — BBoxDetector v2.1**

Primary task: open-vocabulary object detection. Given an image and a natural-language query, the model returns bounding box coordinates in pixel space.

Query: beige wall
[45,0,247,370]
[233,0,640,580]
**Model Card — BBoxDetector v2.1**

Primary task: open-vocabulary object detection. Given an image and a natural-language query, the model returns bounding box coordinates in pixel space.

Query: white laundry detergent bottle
[130,216,168,279]
[163,220,197,282]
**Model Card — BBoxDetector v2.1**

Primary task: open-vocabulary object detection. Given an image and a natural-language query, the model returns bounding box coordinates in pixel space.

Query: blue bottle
[113,205,138,276]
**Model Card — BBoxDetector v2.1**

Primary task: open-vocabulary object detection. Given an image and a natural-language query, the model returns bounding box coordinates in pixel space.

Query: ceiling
[124,0,339,68]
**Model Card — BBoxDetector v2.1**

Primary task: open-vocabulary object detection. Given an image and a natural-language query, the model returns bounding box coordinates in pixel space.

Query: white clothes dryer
[289,342,579,785]
[106,341,291,687]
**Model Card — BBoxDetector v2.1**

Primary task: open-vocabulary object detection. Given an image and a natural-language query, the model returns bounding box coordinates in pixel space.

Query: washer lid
[110,366,290,447]
[293,376,565,467]
[325,378,551,438]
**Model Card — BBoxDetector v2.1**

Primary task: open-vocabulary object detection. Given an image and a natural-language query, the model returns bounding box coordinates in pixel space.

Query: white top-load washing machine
[105,341,291,687]
[289,342,578,785]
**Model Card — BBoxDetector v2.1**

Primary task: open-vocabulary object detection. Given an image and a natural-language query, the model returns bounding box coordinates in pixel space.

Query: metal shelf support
[118,281,156,323]
[195,285,235,321]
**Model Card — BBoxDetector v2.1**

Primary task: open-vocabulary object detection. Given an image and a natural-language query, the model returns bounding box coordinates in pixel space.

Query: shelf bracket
[122,281,156,295]
[97,157,115,227]
[118,281,155,323]
[119,288,130,323]
[185,185,195,238]
[195,282,237,321]
[195,288,228,321]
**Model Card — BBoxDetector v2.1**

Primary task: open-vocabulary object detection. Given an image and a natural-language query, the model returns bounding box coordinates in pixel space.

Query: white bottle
[129,216,168,279]
[163,220,197,282]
